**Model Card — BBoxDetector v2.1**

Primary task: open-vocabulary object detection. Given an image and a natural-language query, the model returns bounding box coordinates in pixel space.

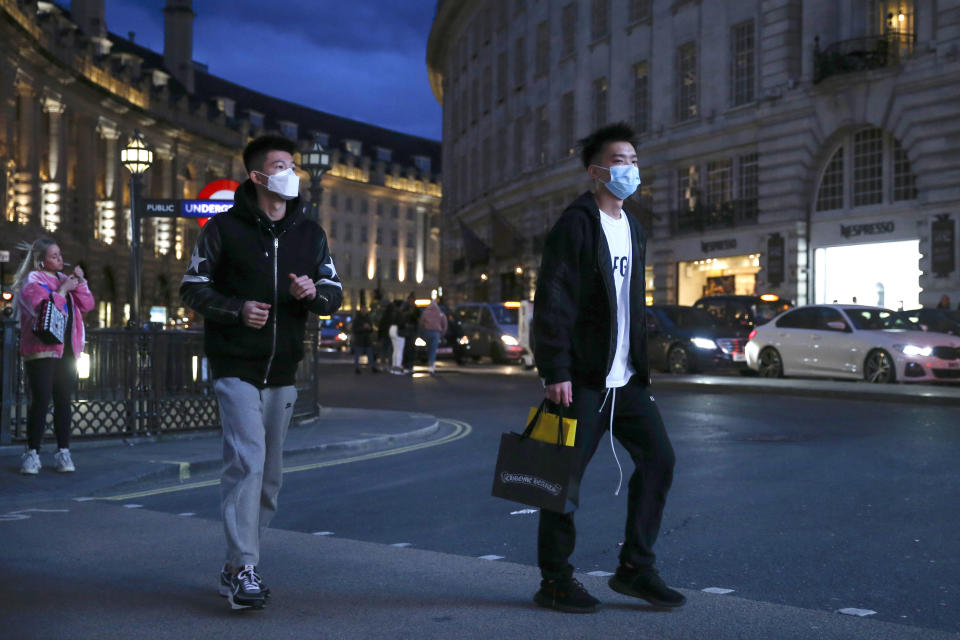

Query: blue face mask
[593,164,641,200]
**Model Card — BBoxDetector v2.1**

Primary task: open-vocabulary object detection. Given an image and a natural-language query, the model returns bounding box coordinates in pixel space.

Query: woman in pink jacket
[13,238,95,475]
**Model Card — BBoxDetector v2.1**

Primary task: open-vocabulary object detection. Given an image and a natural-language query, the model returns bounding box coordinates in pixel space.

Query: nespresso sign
[840,221,895,238]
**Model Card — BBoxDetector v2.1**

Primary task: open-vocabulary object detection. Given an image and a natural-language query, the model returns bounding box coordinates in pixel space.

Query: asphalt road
[102,364,959,635]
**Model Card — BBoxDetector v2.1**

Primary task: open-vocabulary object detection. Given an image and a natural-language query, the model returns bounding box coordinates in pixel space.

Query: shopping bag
[33,293,67,345]
[491,401,580,513]
[527,405,577,446]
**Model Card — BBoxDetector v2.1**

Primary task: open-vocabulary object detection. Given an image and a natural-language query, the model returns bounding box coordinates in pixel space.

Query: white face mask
[256,167,300,200]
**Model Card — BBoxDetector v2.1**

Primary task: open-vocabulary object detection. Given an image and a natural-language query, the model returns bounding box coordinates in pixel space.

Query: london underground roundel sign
[195,179,240,227]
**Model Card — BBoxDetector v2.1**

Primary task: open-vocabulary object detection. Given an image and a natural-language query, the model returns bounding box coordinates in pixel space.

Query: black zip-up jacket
[532,191,650,389]
[179,180,343,386]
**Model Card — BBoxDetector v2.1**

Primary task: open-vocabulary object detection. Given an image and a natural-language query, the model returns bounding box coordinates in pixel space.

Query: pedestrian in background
[387,299,407,374]
[351,306,375,374]
[180,135,343,611]
[531,123,684,613]
[13,237,94,475]
[373,300,393,372]
[417,300,448,375]
[936,294,951,309]
[400,292,420,372]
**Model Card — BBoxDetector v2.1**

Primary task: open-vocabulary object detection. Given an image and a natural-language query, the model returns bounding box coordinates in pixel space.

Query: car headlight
[691,337,718,350]
[501,334,520,346]
[414,337,427,347]
[896,344,932,357]
[458,336,470,346]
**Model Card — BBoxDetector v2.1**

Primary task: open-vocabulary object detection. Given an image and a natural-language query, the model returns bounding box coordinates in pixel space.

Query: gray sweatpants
[214,377,297,568]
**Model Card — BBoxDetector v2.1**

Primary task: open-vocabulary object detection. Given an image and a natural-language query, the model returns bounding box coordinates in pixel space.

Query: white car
[744,304,960,383]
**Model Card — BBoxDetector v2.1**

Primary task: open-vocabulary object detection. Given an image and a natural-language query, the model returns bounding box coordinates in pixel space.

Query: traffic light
[0,290,12,302]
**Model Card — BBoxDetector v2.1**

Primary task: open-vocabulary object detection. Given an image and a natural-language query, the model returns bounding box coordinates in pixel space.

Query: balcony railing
[669,198,758,236]
[814,33,916,84]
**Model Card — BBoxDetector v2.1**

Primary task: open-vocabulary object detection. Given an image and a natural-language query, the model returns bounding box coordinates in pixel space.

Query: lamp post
[301,137,331,224]
[120,130,154,327]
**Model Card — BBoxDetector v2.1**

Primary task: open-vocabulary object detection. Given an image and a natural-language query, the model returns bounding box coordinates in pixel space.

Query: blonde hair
[12,237,58,294]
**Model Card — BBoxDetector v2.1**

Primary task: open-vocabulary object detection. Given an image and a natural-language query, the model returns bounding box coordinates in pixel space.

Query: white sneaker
[20,449,41,475]
[54,449,75,473]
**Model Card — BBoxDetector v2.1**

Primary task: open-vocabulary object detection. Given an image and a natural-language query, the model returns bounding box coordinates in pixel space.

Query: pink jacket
[418,303,448,333]
[18,270,95,358]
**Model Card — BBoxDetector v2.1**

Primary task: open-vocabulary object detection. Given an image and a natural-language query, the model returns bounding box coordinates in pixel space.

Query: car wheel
[757,347,784,378]
[864,349,896,383]
[667,345,691,374]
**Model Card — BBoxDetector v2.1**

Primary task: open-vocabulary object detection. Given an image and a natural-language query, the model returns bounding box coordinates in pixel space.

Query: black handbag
[33,285,67,345]
[491,401,580,514]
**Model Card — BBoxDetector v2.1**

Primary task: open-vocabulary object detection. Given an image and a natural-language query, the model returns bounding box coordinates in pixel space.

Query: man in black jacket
[180,135,342,610]
[531,123,684,613]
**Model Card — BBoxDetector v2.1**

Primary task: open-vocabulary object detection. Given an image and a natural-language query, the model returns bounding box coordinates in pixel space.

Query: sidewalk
[2,499,956,640]
[0,407,439,509]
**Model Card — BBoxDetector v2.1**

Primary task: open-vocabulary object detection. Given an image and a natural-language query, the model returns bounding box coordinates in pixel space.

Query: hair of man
[243,135,298,174]
[578,122,638,169]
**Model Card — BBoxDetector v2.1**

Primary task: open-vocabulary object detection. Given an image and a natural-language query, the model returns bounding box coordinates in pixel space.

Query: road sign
[0,250,9,263]
[138,199,233,218]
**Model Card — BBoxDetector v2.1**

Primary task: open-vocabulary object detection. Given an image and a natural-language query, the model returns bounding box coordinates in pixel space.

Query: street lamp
[120,130,153,327]
[301,137,331,224]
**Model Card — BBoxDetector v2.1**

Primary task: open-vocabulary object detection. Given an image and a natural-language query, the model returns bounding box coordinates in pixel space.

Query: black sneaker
[219,566,270,600]
[533,577,601,613]
[608,566,686,608]
[227,565,266,610]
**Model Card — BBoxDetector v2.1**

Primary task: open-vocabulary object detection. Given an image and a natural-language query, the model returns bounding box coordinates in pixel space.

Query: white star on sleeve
[316,257,342,290]
[188,245,207,273]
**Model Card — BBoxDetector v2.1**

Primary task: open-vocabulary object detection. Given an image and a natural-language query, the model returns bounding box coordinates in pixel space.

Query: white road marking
[1,508,70,522]
[586,571,614,577]
[837,608,877,617]
[123,504,143,509]
[0,514,30,522]
[478,555,504,561]
[73,497,96,502]
[390,542,413,548]
[178,512,196,517]
[702,587,735,595]
[312,531,334,536]
[510,508,538,515]
[10,508,70,514]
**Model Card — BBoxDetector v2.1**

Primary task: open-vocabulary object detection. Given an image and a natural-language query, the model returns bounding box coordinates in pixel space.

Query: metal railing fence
[0,319,319,444]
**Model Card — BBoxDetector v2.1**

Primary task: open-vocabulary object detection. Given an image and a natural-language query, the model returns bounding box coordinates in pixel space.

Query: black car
[898,308,960,335]
[646,305,750,374]
[453,302,527,364]
[694,295,793,330]
[413,304,470,365]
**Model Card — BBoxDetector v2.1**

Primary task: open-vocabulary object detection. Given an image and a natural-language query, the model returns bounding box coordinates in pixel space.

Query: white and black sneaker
[219,565,270,600]
[227,565,266,610]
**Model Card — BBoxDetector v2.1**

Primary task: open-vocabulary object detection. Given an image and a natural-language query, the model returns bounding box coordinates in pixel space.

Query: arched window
[814,127,917,212]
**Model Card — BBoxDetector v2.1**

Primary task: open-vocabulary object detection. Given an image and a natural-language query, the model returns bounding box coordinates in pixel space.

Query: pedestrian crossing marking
[702,587,735,594]
[586,571,614,577]
[478,555,504,561]
[837,608,877,617]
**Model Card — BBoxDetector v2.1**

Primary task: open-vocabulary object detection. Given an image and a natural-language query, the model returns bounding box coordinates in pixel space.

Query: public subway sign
[840,221,895,238]
[138,199,232,218]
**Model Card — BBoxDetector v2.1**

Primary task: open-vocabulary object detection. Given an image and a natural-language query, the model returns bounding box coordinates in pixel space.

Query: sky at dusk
[57,1,443,141]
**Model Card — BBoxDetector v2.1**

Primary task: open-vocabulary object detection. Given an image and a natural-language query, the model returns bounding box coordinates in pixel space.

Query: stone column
[13,69,38,226]
[41,92,66,233]
[95,116,120,245]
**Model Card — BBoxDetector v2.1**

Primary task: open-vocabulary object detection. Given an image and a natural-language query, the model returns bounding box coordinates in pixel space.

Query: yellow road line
[98,419,472,502]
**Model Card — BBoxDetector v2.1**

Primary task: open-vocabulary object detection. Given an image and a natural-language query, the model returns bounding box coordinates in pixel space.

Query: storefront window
[814,240,920,310]
[677,253,761,306]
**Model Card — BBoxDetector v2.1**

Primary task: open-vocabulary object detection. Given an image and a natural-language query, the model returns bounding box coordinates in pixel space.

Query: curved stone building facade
[1,0,441,325]
[428,0,960,310]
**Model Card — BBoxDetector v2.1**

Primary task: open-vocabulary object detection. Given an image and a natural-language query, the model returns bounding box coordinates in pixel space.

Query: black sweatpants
[537,376,676,581]
[24,355,77,451]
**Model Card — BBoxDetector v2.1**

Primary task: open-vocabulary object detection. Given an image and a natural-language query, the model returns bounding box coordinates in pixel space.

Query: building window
[816,147,844,212]
[376,201,383,217]
[345,197,353,212]
[279,121,298,140]
[514,37,526,89]
[730,20,756,106]
[414,156,431,174]
[892,140,917,201]
[330,220,338,239]
[738,153,759,202]
[330,192,339,208]
[391,230,398,247]
[593,77,608,129]
[345,140,362,156]
[629,0,651,23]
[391,205,399,219]
[407,206,416,221]
[535,105,550,166]
[676,42,698,122]
[514,117,526,173]
[561,92,575,157]
[706,159,733,206]
[482,65,492,113]
[360,199,368,214]
[376,227,383,244]
[677,165,700,210]
[535,21,550,76]
[561,3,577,58]
[376,147,392,163]
[633,62,649,134]
[853,128,884,206]
[344,222,353,242]
[407,232,415,248]
[497,51,508,102]
[361,224,368,242]
[247,110,264,131]
[591,0,610,41]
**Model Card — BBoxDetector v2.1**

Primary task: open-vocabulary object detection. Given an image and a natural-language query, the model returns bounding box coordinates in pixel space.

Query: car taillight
[747,329,757,340]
